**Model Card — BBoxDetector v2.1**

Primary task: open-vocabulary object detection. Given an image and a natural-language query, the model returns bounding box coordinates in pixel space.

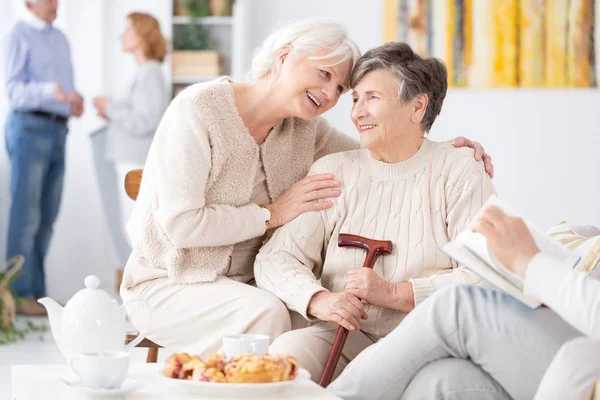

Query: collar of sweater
[360,138,434,179]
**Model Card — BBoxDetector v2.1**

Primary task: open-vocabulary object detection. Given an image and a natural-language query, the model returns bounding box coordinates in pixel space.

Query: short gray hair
[248,18,361,82]
[350,42,447,133]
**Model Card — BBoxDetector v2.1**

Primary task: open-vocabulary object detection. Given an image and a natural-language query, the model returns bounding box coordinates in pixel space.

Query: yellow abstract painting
[383,0,599,88]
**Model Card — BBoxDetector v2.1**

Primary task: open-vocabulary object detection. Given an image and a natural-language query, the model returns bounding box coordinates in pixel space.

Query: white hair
[248,18,361,81]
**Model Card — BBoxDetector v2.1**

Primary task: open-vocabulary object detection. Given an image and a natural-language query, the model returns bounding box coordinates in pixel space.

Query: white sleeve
[525,253,600,337]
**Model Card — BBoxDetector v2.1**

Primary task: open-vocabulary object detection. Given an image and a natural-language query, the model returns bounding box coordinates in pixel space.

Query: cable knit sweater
[124,77,358,285]
[255,139,496,337]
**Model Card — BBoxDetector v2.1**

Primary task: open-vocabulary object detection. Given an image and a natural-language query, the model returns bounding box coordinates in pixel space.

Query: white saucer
[61,377,143,397]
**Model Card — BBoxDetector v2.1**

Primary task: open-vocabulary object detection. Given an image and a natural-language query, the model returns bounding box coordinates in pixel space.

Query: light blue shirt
[3,12,74,117]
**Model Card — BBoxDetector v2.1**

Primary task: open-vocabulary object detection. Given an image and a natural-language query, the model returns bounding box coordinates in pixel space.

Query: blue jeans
[4,111,68,299]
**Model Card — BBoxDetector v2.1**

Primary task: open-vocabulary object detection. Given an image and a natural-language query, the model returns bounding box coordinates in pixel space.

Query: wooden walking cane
[318,234,393,387]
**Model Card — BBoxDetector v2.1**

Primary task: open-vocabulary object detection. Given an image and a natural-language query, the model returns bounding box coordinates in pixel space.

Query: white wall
[237,0,600,229]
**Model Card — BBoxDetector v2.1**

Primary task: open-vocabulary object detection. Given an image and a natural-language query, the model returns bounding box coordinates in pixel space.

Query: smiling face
[274,47,353,120]
[351,69,423,151]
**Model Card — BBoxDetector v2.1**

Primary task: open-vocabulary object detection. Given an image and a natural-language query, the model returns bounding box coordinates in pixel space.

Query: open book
[440,196,581,309]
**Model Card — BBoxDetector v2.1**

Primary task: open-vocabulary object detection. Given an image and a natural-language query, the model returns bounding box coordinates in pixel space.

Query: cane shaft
[318,325,349,387]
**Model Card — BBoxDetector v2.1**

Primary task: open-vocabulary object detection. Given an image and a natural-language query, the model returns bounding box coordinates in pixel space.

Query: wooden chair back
[124,169,143,200]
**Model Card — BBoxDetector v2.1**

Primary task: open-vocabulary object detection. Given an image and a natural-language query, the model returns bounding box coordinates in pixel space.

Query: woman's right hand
[307,291,368,331]
[266,174,341,228]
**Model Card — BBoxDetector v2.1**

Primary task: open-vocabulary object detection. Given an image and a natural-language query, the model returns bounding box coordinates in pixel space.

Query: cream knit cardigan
[126,78,358,284]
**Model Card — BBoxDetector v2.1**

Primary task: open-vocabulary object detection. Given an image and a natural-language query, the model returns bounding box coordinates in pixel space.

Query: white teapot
[38,275,150,363]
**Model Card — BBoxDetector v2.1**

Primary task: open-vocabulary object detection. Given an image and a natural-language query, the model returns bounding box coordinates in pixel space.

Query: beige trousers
[121,276,293,357]
[269,321,379,382]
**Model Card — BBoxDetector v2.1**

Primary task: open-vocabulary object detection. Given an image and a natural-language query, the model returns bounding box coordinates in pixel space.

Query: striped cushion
[547,221,600,255]
[546,221,600,275]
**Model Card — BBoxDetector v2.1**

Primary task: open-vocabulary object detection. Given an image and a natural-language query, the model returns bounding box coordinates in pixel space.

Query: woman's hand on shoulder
[452,136,494,179]
[266,174,341,228]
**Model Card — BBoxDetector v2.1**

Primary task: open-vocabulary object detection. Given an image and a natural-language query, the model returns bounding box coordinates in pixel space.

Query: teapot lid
[67,275,119,311]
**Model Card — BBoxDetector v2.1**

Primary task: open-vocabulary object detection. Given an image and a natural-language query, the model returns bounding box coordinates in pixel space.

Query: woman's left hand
[345,269,414,311]
[453,136,494,179]
[93,96,110,119]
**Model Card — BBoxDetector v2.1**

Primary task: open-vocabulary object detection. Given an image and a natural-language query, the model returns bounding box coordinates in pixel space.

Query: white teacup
[69,351,130,389]
[222,334,270,359]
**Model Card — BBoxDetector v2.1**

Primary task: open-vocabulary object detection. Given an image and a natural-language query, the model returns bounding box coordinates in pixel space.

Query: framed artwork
[382,0,599,88]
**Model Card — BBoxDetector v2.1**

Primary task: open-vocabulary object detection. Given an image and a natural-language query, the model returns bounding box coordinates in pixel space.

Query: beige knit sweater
[255,139,496,337]
[125,77,358,285]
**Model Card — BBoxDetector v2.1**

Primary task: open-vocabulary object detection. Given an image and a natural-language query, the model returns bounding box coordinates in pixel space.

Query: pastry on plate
[163,352,300,384]
[204,353,226,372]
[192,366,227,383]
[224,354,299,383]
[163,352,192,378]
[179,356,205,380]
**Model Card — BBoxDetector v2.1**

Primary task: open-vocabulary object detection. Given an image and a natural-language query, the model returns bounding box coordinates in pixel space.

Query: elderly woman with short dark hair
[255,42,496,381]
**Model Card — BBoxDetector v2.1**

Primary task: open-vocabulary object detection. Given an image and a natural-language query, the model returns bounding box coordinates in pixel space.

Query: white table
[11,364,342,399]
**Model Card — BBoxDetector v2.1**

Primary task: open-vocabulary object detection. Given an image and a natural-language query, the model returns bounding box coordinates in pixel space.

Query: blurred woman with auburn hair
[91,12,169,268]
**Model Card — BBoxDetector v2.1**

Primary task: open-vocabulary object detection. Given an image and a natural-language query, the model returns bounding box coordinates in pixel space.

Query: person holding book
[327,205,596,400]
[254,42,497,382]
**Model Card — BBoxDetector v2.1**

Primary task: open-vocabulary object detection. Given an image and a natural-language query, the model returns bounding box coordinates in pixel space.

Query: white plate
[61,377,143,397]
[158,368,311,397]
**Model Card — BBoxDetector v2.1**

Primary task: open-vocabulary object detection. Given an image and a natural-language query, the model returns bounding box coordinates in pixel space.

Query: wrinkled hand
[344,268,393,308]
[266,174,341,228]
[453,136,494,179]
[307,291,368,331]
[345,269,414,312]
[471,205,540,278]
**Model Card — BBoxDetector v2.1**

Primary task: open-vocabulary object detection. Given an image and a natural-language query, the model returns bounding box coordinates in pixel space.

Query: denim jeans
[4,111,68,299]
[328,285,582,400]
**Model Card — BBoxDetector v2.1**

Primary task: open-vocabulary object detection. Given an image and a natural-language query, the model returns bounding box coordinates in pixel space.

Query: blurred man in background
[3,0,83,314]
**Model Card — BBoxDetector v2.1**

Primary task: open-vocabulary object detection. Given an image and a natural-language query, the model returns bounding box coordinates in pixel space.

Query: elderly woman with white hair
[255,41,496,380]
[120,19,491,355]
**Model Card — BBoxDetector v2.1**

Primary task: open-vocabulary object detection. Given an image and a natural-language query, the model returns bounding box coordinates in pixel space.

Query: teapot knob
[84,275,100,289]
